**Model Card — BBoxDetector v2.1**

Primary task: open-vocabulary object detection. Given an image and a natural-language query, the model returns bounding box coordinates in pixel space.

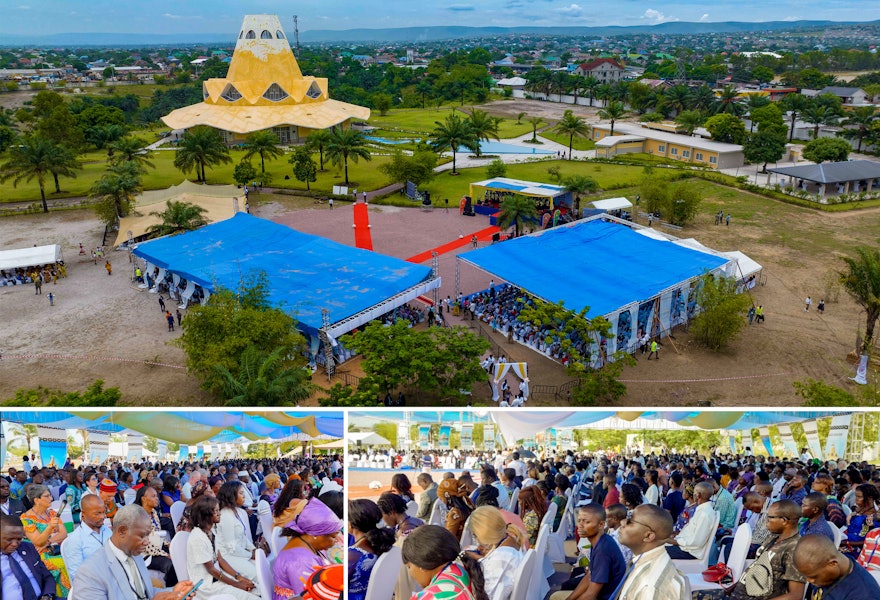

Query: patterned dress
[349,545,379,600]
[413,563,477,600]
[20,509,71,597]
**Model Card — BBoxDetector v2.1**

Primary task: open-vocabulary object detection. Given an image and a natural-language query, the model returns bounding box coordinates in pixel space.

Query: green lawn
[367,106,533,139]
[538,131,597,151]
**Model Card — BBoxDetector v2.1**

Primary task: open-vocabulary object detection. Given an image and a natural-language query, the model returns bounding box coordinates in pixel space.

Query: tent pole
[321,309,335,382]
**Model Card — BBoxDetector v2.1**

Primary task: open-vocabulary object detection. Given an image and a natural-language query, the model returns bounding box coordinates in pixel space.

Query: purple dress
[272,545,325,599]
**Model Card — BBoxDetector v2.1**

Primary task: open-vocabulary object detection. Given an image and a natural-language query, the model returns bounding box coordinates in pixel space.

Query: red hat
[301,564,343,600]
[100,478,117,493]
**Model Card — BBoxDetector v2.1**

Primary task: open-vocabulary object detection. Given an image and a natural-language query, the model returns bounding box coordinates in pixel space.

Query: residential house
[574,58,625,83]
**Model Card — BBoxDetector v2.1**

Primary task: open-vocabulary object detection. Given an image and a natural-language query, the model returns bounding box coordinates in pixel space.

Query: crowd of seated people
[1,262,67,287]
[2,453,343,600]
[352,445,880,600]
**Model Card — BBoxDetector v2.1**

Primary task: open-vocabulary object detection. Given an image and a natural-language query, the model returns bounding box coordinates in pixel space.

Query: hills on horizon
[2,19,878,47]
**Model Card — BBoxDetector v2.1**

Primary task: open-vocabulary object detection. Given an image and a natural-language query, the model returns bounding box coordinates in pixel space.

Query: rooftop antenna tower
[292,15,300,56]
[674,48,688,85]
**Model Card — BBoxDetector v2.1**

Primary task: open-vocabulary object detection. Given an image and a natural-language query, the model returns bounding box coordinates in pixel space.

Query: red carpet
[352,203,373,250]
[405,225,500,264]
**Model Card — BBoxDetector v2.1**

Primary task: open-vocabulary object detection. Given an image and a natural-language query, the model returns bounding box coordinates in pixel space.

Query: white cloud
[556,4,584,17]
[783,15,801,21]
[162,13,203,20]
[641,9,678,24]
[17,5,31,9]
[699,14,710,22]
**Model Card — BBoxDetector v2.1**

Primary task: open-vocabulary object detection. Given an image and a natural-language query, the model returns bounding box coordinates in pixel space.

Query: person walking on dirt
[47,292,54,306]
[158,296,166,312]
[756,305,765,323]
[105,260,112,276]
[648,339,660,360]
[166,310,175,332]
[34,274,42,295]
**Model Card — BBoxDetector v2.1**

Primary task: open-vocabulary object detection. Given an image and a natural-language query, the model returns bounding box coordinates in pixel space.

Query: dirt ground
[0,181,878,406]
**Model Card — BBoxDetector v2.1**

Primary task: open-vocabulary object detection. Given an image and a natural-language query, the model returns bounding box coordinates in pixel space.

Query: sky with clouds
[4,1,880,35]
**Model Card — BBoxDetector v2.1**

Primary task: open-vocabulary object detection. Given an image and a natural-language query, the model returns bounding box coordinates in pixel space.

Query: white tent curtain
[150,267,166,292]
[127,433,143,462]
[742,430,753,454]
[90,432,109,464]
[492,362,528,401]
[803,420,823,460]
[759,426,774,457]
[492,412,576,445]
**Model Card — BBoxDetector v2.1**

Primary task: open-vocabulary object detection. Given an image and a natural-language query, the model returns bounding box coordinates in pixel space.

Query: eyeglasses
[767,515,789,520]
[625,511,655,533]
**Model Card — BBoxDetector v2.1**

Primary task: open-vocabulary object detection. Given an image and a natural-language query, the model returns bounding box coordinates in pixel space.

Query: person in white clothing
[666,481,716,560]
[465,506,525,600]
[215,481,259,582]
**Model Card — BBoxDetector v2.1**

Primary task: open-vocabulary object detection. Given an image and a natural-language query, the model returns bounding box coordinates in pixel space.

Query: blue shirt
[589,533,627,600]
[799,517,835,543]
[806,557,880,600]
[1,551,41,598]
[64,521,113,582]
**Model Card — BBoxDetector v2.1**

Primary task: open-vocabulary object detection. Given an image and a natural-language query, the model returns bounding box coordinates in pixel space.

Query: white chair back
[50,499,62,512]
[535,523,554,579]
[365,546,403,600]
[428,500,446,526]
[258,509,274,541]
[540,501,558,531]
[548,500,571,564]
[727,522,753,582]
[459,514,475,549]
[169,530,190,581]
[269,526,285,556]
[733,497,744,527]
[123,488,137,506]
[405,500,419,518]
[673,509,721,575]
[170,501,186,530]
[255,548,273,600]
[508,487,520,513]
[510,549,537,600]
[828,522,843,548]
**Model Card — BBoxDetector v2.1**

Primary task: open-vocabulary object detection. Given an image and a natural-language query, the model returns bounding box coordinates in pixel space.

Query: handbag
[702,563,732,583]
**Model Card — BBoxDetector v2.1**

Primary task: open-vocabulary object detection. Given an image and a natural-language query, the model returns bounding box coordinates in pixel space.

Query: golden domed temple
[162,14,370,145]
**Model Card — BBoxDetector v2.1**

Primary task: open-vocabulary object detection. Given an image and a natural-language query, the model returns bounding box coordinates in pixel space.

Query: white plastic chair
[170,501,186,531]
[365,546,403,600]
[687,522,752,591]
[169,530,190,581]
[828,522,842,548]
[535,523,554,579]
[540,501,558,532]
[460,514,475,549]
[733,497,744,527]
[532,525,552,599]
[428,499,446,526]
[510,549,537,600]
[673,510,721,575]
[255,548,273,600]
[405,500,419,518]
[508,487,520,514]
[258,509,274,541]
[548,500,571,564]
[123,488,137,506]
[269,526,285,556]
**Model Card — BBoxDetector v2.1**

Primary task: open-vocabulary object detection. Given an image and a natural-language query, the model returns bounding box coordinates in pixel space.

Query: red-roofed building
[574,58,624,83]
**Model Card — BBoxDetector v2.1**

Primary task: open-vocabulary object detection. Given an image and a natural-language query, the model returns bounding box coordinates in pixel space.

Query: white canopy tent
[590,197,633,211]
[347,432,392,447]
[0,244,62,270]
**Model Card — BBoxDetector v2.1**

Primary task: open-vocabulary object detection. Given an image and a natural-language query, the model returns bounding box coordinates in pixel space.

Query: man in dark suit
[1,513,57,600]
[0,478,26,518]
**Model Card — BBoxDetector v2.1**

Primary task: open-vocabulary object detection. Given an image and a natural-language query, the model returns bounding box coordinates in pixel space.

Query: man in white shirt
[507,452,527,484]
[666,481,716,560]
[180,470,200,502]
[62,494,112,583]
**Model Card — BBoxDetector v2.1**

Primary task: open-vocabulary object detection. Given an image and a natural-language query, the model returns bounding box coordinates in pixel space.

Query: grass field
[538,130,597,151]
[367,106,533,139]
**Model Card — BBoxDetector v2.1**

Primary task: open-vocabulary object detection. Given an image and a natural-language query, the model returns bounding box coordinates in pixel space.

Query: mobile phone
[182,579,204,600]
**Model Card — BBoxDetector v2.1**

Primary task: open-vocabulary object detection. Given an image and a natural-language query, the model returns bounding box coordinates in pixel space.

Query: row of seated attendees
[1,263,67,286]
[351,448,880,600]
[2,454,343,599]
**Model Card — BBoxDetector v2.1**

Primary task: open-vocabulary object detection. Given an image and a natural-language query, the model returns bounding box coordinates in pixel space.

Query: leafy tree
[319,380,383,407]
[691,273,752,350]
[839,247,880,355]
[89,160,142,226]
[716,85,745,116]
[372,93,393,116]
[143,436,159,453]
[674,110,705,135]
[780,93,810,142]
[793,379,857,407]
[305,129,333,171]
[243,130,284,174]
[704,113,748,145]
[415,80,434,109]
[175,272,308,394]
[233,159,258,187]
[801,103,840,139]
[465,109,500,157]
[430,112,478,175]
[526,116,544,142]
[517,298,632,404]
[840,106,878,152]
[749,103,786,137]
[147,200,208,237]
[2,380,120,407]
[496,194,538,237]
[562,175,598,213]
[486,158,506,179]
[109,136,154,172]
[597,101,627,138]
[45,142,79,194]
[802,137,851,164]
[290,146,318,190]
[325,127,371,185]
[744,129,787,173]
[554,109,589,159]
[581,76,599,107]
[751,66,775,84]
[378,149,437,186]
[212,345,315,406]
[1,135,63,213]
[173,125,231,183]
[667,183,702,226]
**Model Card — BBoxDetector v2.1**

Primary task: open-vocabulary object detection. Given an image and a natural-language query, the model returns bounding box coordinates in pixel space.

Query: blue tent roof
[458,220,729,317]
[133,213,435,334]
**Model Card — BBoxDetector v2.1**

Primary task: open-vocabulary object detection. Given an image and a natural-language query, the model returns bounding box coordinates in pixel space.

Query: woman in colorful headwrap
[437,477,476,541]
[402,525,489,600]
[21,484,71,597]
[673,482,697,534]
[98,478,119,522]
[273,497,343,600]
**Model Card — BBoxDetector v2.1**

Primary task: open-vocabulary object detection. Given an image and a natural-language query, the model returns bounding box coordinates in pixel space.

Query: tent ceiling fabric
[1,411,343,445]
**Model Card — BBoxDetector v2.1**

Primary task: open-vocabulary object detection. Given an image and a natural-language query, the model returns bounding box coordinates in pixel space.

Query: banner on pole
[484,424,495,450]
[742,430,753,455]
[803,420,823,460]
[157,440,167,461]
[729,435,737,454]
[777,425,798,458]
[759,426,774,457]
[418,426,430,448]
[461,424,473,449]
[37,425,67,468]
[547,428,557,449]
[559,429,573,451]
[127,433,143,462]
[397,423,409,449]
[178,445,188,461]
[90,431,109,464]
[825,414,852,460]
[438,426,451,450]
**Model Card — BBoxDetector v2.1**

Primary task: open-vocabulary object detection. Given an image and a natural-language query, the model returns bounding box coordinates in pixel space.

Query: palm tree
[717,85,745,116]
[415,80,434,109]
[147,200,209,237]
[801,103,839,140]
[46,142,79,194]
[582,76,599,107]
[305,129,333,171]
[839,247,880,354]
[563,174,598,214]
[1,135,59,213]
[553,70,571,102]
[675,110,705,136]
[664,84,690,117]
[554,110,589,159]
[89,161,142,226]
[781,94,810,142]
[109,136,155,172]
[496,195,538,237]
[689,85,717,112]
[466,109,500,157]
[173,126,232,183]
[842,106,878,153]
[243,130,284,174]
[326,127,372,185]
[595,84,613,107]
[430,113,479,175]
[598,101,628,137]
[526,116,544,142]
[213,345,315,406]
